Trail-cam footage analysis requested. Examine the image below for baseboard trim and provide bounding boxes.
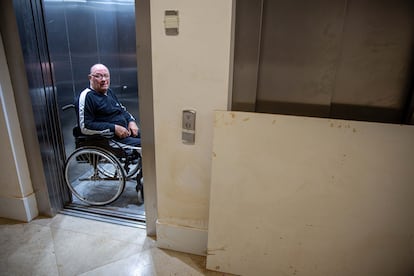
[0,193,38,222]
[156,220,208,256]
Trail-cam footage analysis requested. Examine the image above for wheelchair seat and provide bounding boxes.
[73,126,131,158]
[63,104,143,206]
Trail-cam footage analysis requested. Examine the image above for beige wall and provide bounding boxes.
[150,0,233,254]
[0,34,38,221]
[207,111,414,275]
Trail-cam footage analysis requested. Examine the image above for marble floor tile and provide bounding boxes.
[0,219,59,276]
[80,247,231,276]
[0,215,233,276]
[51,226,146,276]
[78,252,152,276]
[48,214,149,246]
[136,247,230,276]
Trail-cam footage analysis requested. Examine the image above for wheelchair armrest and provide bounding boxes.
[73,126,114,139]
[62,103,75,111]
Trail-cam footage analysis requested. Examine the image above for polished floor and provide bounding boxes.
[0,214,231,276]
[70,178,146,216]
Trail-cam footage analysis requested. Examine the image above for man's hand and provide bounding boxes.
[114,124,130,138]
[128,121,139,137]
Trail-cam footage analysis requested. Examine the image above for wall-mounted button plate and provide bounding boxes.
[164,10,179,35]
[182,109,196,144]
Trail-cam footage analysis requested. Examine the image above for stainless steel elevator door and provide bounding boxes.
[257,0,346,117]
[330,0,414,122]
[232,0,414,124]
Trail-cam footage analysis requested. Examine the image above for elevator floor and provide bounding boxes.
[63,178,145,228]
[71,179,144,210]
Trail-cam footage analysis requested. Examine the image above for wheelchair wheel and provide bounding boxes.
[135,170,144,201]
[97,152,141,179]
[65,147,126,206]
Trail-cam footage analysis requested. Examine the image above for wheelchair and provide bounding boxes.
[62,104,144,206]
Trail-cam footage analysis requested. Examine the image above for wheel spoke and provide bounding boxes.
[65,147,126,206]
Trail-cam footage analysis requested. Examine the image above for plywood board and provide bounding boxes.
[207,111,414,276]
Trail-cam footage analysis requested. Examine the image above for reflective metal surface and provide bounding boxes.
[0,1,53,216]
[12,0,69,212]
[43,0,139,154]
[10,0,140,215]
[231,0,263,112]
[232,0,414,124]
[135,0,157,235]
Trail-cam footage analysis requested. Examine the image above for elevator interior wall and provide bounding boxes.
[43,0,139,154]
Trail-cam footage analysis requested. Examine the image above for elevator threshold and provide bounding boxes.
[61,203,146,229]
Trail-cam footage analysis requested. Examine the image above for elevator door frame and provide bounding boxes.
[2,0,157,235]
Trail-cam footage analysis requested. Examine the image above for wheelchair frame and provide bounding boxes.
[62,104,143,206]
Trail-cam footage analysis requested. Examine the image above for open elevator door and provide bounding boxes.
[43,0,146,227]
[11,0,147,228]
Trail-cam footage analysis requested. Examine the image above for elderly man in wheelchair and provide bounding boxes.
[64,64,143,206]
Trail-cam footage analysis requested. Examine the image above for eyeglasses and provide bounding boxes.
[91,74,110,80]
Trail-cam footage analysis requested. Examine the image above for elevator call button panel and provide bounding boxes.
[182,109,196,144]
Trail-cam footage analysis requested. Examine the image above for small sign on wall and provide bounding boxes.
[164,10,179,35]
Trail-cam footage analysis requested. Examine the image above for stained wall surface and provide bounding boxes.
[207,111,414,276]
[150,0,233,254]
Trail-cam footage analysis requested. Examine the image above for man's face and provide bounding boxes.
[89,66,110,93]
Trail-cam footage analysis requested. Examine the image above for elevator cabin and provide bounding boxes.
[10,0,145,227]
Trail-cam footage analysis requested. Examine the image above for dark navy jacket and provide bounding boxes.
[78,88,135,136]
